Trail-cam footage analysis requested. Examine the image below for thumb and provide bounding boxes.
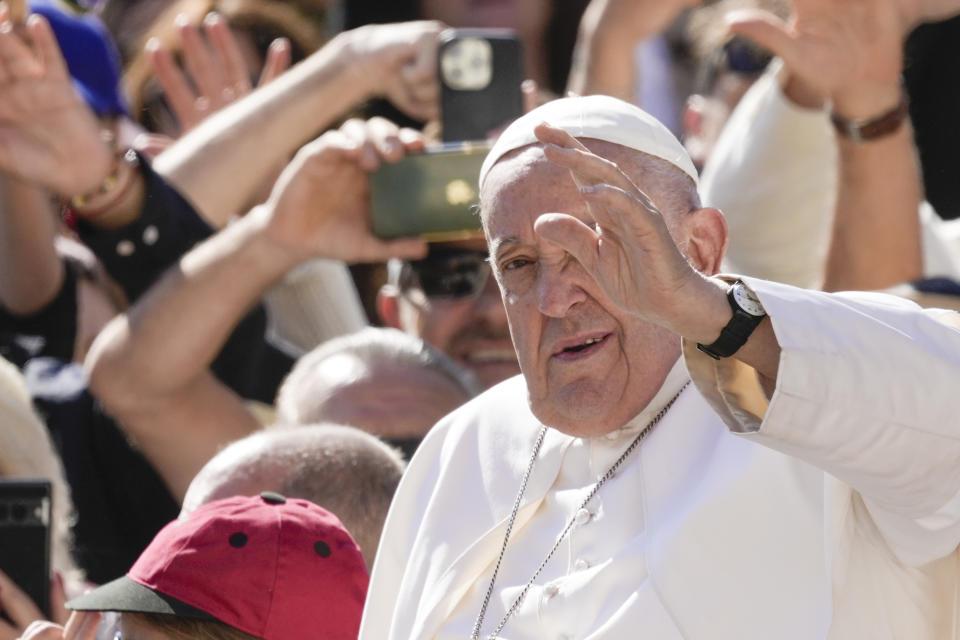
[726,10,798,67]
[534,213,599,275]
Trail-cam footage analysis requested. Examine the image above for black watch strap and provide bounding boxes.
[696,281,766,360]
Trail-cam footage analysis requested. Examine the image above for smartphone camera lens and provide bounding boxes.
[11,503,27,522]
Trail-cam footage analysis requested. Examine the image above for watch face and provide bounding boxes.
[732,283,765,316]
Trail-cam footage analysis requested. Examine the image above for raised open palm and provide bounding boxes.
[0,11,111,197]
[727,0,906,115]
[531,123,699,324]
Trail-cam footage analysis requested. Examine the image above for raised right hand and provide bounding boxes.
[0,10,112,198]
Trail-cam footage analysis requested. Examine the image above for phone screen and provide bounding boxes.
[369,142,490,240]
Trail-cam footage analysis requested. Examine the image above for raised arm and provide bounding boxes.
[535,118,960,569]
[729,0,960,291]
[567,0,701,101]
[152,21,442,227]
[0,11,107,316]
[86,118,428,500]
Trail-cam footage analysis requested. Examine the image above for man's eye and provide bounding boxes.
[503,258,532,271]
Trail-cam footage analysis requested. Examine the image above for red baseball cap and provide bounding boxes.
[67,492,368,639]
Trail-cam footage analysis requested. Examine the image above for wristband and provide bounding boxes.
[830,88,909,143]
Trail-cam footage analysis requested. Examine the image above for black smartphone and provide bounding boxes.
[369,142,490,241]
[439,28,524,142]
[0,479,51,620]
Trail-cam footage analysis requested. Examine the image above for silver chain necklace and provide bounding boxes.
[470,382,689,640]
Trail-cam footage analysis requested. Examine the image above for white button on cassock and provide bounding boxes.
[574,508,591,526]
[574,558,590,571]
[543,583,560,599]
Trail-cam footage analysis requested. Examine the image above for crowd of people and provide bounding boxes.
[1,0,960,638]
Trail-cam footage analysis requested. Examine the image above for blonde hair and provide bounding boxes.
[0,357,80,586]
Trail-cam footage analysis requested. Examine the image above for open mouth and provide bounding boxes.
[553,333,611,362]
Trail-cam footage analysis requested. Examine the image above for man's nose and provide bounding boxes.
[536,259,587,318]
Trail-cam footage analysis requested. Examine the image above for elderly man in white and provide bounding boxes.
[359,45,960,640]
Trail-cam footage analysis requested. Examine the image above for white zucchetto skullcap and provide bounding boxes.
[478,94,698,189]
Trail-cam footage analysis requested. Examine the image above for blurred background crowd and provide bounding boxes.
[1,0,960,636]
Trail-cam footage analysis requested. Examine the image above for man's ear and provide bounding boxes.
[683,207,728,276]
[376,285,402,328]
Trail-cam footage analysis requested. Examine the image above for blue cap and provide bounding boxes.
[29,0,128,117]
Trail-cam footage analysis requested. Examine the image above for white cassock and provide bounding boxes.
[359,277,960,639]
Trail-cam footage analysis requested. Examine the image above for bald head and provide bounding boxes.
[182,424,405,569]
[275,327,479,440]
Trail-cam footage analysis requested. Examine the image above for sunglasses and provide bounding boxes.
[695,36,773,95]
[403,248,492,300]
[722,36,772,75]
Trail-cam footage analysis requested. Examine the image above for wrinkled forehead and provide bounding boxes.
[479,139,646,230]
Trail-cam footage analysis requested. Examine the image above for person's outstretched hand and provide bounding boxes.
[258,116,428,264]
[146,12,291,136]
[725,0,928,117]
[0,8,111,198]
[529,123,704,326]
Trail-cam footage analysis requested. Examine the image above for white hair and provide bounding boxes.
[275,327,481,424]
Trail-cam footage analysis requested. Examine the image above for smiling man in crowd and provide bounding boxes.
[378,239,521,389]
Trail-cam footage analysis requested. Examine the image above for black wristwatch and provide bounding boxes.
[696,280,766,360]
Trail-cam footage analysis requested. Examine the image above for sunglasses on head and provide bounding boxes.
[403,248,491,300]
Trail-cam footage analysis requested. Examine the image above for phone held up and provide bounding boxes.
[439,28,524,143]
[369,29,523,240]
[369,141,491,241]
[0,479,52,620]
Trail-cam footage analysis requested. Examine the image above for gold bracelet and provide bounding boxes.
[69,149,139,218]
